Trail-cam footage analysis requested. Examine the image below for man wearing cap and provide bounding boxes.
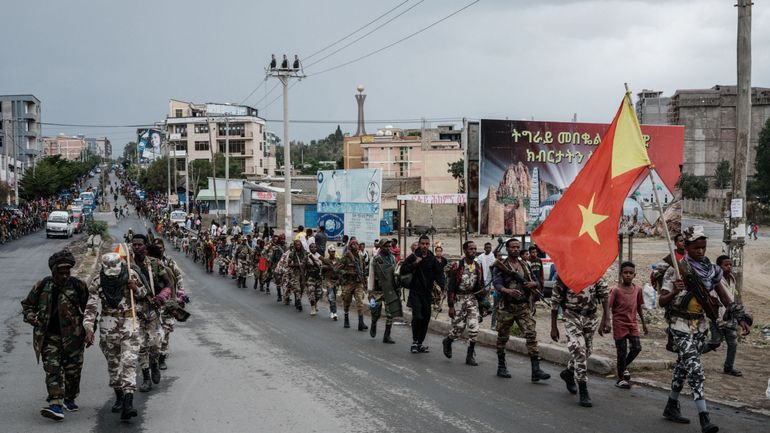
[152,238,188,371]
[83,252,147,420]
[268,234,286,302]
[659,225,752,433]
[321,245,340,320]
[234,236,252,288]
[336,238,369,330]
[22,249,89,421]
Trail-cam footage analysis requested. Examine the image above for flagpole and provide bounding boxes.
[124,243,138,330]
[647,167,681,280]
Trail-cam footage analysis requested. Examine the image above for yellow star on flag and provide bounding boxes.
[578,194,608,244]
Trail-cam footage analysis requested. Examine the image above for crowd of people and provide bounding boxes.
[20,169,755,432]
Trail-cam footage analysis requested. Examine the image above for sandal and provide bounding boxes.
[615,379,631,389]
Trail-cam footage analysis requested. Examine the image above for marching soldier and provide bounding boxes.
[284,239,307,310]
[22,250,89,421]
[492,239,551,382]
[442,241,485,365]
[550,277,610,408]
[269,234,286,301]
[83,253,146,420]
[152,238,188,370]
[321,245,340,321]
[337,238,368,330]
[367,240,401,343]
[305,243,324,316]
[234,236,252,288]
[252,239,268,291]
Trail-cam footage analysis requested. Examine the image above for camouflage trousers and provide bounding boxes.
[284,272,303,304]
[41,334,84,402]
[236,260,250,278]
[448,293,479,342]
[253,269,267,287]
[98,316,140,393]
[305,280,323,306]
[496,303,539,356]
[160,313,175,356]
[670,328,707,401]
[370,291,394,326]
[341,283,366,315]
[563,310,599,383]
[139,314,164,370]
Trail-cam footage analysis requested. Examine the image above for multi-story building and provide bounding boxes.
[165,99,276,178]
[668,85,770,176]
[360,126,464,193]
[0,94,41,184]
[42,134,87,161]
[85,137,111,158]
[635,89,671,125]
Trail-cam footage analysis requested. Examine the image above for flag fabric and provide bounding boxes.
[114,243,129,259]
[532,93,651,293]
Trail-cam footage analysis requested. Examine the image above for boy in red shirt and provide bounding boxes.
[609,261,648,389]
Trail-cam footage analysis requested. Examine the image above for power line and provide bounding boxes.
[309,0,480,77]
[303,0,425,69]
[303,0,411,61]
[40,116,464,128]
[239,79,267,105]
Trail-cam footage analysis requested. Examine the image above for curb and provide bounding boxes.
[400,310,669,375]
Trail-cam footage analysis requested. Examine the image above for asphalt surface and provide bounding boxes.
[1,191,768,432]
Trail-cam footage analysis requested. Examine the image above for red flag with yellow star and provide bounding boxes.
[532,93,651,293]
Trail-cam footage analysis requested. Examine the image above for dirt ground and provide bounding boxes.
[418,230,770,411]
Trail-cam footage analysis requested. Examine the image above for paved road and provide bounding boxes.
[1,198,768,432]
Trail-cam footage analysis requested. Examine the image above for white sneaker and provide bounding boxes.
[331,313,338,321]
[310,306,317,316]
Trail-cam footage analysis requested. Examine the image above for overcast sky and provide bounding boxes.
[1,0,768,157]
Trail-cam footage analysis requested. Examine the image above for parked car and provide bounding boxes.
[46,211,74,239]
[71,210,85,233]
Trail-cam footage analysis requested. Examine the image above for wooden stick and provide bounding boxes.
[124,243,138,330]
[648,168,681,280]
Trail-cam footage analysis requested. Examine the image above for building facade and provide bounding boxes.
[668,85,770,176]
[42,134,87,161]
[85,137,112,158]
[1,95,41,185]
[635,89,671,125]
[165,99,276,179]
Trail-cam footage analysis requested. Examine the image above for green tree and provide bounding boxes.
[0,181,10,203]
[123,141,137,161]
[753,117,770,197]
[713,160,731,188]
[447,158,465,193]
[678,173,709,199]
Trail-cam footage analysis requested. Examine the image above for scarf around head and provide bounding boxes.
[100,263,129,309]
[686,255,723,291]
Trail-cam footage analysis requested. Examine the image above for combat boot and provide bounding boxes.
[310,304,318,316]
[442,337,453,359]
[698,412,718,433]
[158,354,167,370]
[139,369,152,392]
[560,368,577,394]
[530,356,551,382]
[496,352,511,378]
[344,313,350,328]
[121,393,138,420]
[358,315,368,331]
[382,324,395,344]
[578,381,592,407]
[663,398,690,424]
[111,389,124,413]
[276,287,282,303]
[295,298,303,312]
[466,342,478,366]
[150,361,161,384]
[370,319,378,338]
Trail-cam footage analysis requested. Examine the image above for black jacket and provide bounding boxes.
[400,250,446,298]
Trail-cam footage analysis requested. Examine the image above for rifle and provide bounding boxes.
[492,260,551,308]
[676,261,720,322]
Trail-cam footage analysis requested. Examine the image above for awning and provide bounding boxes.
[196,188,241,201]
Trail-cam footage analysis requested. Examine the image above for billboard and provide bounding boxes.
[137,128,163,161]
[478,119,684,235]
[317,168,382,243]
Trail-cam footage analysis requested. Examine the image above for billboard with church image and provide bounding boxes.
[477,119,684,236]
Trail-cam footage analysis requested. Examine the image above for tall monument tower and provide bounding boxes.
[355,85,367,136]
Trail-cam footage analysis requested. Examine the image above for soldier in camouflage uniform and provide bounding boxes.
[252,239,268,291]
[550,277,610,408]
[152,238,187,371]
[658,226,751,432]
[22,250,89,421]
[492,239,551,382]
[234,236,252,288]
[336,238,368,330]
[83,253,146,420]
[305,243,324,316]
[442,241,485,365]
[367,240,400,344]
[321,245,340,321]
[268,234,286,301]
[131,234,173,393]
[283,239,308,311]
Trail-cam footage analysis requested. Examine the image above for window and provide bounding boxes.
[194,141,209,151]
[175,109,183,118]
[194,124,209,134]
[217,140,245,154]
[217,123,245,136]
[175,142,187,152]
[176,159,186,171]
[174,125,187,137]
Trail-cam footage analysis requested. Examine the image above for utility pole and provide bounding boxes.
[225,116,230,220]
[206,117,220,218]
[730,0,752,303]
[166,131,172,205]
[12,118,19,205]
[266,56,305,235]
[3,118,9,205]
[184,151,190,213]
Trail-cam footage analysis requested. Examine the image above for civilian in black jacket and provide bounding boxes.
[400,235,446,353]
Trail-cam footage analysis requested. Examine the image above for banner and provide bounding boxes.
[397,194,467,205]
[317,169,382,214]
[319,213,345,239]
[478,119,684,235]
[344,213,379,244]
[137,128,163,161]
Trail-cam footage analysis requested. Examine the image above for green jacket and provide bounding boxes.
[21,276,89,362]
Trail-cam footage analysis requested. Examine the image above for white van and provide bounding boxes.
[169,210,187,226]
[46,211,74,239]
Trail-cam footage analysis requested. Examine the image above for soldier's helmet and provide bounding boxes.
[101,252,123,277]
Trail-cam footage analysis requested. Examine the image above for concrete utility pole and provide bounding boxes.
[184,152,190,213]
[166,132,172,204]
[730,0,752,303]
[3,118,9,204]
[225,116,230,220]
[266,57,305,235]
[12,118,19,205]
